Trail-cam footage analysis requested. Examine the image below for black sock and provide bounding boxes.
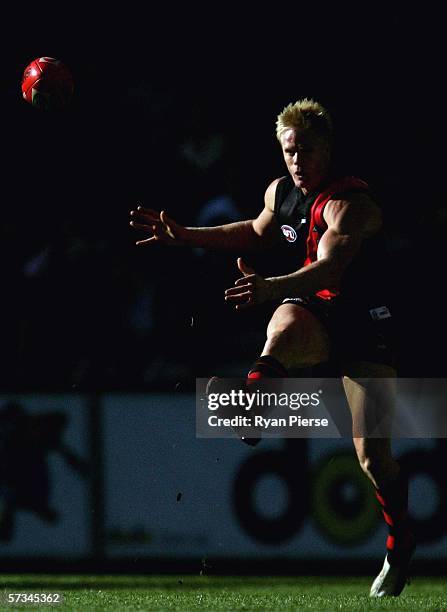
[375,468,415,564]
[247,355,288,385]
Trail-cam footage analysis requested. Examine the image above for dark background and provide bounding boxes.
[2,6,445,391]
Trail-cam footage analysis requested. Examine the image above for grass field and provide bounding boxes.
[1,575,446,610]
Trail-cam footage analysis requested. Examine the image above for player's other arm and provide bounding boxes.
[268,193,382,299]
[225,194,382,307]
[129,179,281,251]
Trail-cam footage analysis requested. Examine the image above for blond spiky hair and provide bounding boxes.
[276,98,333,142]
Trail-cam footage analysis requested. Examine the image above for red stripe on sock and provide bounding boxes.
[386,535,395,551]
[375,491,386,507]
[247,372,262,379]
[382,510,394,526]
[246,372,262,386]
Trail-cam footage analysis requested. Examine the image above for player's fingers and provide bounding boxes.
[235,294,254,310]
[235,301,254,310]
[234,275,256,286]
[136,205,160,216]
[129,221,153,232]
[135,237,157,246]
[130,209,159,223]
[225,283,252,296]
[136,214,174,240]
[225,290,253,303]
[237,257,256,276]
[131,218,169,238]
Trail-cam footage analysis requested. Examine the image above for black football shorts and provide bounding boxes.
[282,295,396,368]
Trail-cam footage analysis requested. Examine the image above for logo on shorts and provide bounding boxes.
[281,225,297,242]
[369,306,392,321]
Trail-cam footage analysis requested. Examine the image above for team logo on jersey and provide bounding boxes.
[281,225,297,242]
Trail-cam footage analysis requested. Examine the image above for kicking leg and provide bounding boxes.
[207,303,330,445]
[242,303,330,442]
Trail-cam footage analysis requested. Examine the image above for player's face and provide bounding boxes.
[280,128,330,194]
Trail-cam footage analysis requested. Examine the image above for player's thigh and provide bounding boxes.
[342,360,397,439]
[266,303,330,365]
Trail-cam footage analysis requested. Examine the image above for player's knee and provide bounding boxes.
[266,322,329,366]
[267,309,313,344]
[266,322,298,346]
[267,311,296,336]
[265,305,330,366]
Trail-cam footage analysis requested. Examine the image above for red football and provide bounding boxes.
[21,57,74,110]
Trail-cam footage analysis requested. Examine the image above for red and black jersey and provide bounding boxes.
[273,175,390,304]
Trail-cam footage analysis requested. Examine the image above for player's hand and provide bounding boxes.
[129,206,185,246]
[225,258,273,309]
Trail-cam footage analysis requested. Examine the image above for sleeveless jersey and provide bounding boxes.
[273,175,390,304]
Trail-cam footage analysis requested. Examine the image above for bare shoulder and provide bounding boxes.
[264,177,286,213]
[324,192,382,236]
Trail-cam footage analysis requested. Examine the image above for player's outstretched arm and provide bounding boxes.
[129,179,281,251]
